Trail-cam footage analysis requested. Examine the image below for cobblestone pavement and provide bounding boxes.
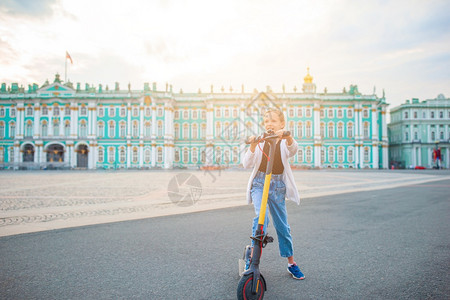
[1,169,449,237]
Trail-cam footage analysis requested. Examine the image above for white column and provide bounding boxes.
[151,144,156,167]
[127,142,131,168]
[139,105,144,138]
[139,142,144,168]
[151,105,157,137]
[18,105,25,138]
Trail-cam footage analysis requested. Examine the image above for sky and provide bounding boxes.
[0,0,449,109]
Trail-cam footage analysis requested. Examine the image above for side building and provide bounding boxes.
[0,71,389,170]
[388,94,450,169]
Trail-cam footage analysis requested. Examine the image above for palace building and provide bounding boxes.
[0,70,389,170]
[389,94,450,169]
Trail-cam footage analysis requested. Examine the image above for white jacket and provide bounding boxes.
[242,139,300,205]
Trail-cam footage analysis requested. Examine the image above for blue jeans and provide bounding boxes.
[250,171,294,258]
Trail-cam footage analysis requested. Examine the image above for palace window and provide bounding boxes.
[431,131,435,141]
[64,121,70,137]
[26,107,33,116]
[0,122,4,138]
[98,107,104,117]
[201,110,206,119]
[233,147,239,163]
[145,107,151,117]
[119,122,126,138]
[328,109,333,118]
[364,147,370,162]
[119,147,126,163]
[306,147,312,163]
[439,111,443,118]
[144,148,151,163]
[215,148,221,164]
[53,107,60,116]
[289,109,294,118]
[201,150,206,163]
[192,123,198,139]
[404,111,408,119]
[108,121,115,138]
[183,148,189,163]
[348,148,354,163]
[144,122,151,138]
[201,124,206,139]
[306,122,312,138]
[297,148,303,163]
[0,107,5,117]
[132,121,139,137]
[215,122,221,136]
[414,131,418,140]
[192,110,198,119]
[321,148,325,163]
[413,111,417,119]
[0,147,3,163]
[53,120,59,136]
[347,109,353,119]
[183,110,189,119]
[109,107,115,117]
[65,106,70,116]
[320,122,324,138]
[224,108,230,118]
[98,122,104,138]
[157,121,163,137]
[430,111,435,118]
[132,147,138,163]
[9,122,15,138]
[347,123,354,138]
[174,148,180,162]
[297,122,303,138]
[80,106,87,116]
[306,108,311,118]
[337,109,343,118]
[174,124,180,139]
[320,109,325,118]
[297,108,303,117]
[9,147,14,162]
[192,148,198,163]
[337,122,343,138]
[132,107,138,117]
[233,108,237,118]
[405,131,409,141]
[363,122,370,139]
[157,107,163,117]
[79,121,87,138]
[98,147,104,163]
[338,147,344,163]
[183,124,189,139]
[224,149,230,164]
[10,108,15,118]
[440,131,444,140]
[120,107,126,117]
[108,147,115,163]
[328,123,334,138]
[328,147,335,163]
[363,109,369,118]
[41,121,48,137]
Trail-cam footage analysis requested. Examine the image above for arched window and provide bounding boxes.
[297,122,303,138]
[320,122,325,138]
[98,147,104,163]
[215,147,221,164]
[64,121,70,137]
[132,121,139,137]
[132,147,138,163]
[364,147,370,162]
[201,124,206,139]
[53,120,59,136]
[306,122,312,138]
[337,122,344,138]
[174,148,180,162]
[25,121,33,137]
[363,122,370,139]
[183,124,189,139]
[0,122,4,138]
[79,120,87,138]
[157,147,163,163]
[119,122,126,138]
[41,121,48,137]
[306,147,312,163]
[108,121,115,138]
[216,122,221,137]
[98,122,104,138]
[192,123,198,139]
[183,148,189,163]
[119,147,126,163]
[347,122,353,138]
[192,148,198,163]
[145,122,152,138]
[157,121,163,137]
[9,122,15,138]
[348,148,354,163]
[144,148,151,163]
[338,147,344,163]
[233,147,239,163]
[108,147,115,163]
[297,148,303,163]
[328,147,335,163]
[328,123,334,138]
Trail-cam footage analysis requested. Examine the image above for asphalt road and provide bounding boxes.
[1,180,449,299]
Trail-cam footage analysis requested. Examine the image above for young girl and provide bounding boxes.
[242,108,304,280]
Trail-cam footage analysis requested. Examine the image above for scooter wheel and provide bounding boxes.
[237,274,265,300]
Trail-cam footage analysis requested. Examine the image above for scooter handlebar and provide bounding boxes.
[245,131,290,144]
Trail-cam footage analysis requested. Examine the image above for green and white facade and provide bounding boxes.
[389,94,450,169]
[0,71,389,170]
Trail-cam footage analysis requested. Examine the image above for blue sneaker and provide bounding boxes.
[287,263,305,280]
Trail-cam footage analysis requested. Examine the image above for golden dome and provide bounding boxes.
[304,67,313,83]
